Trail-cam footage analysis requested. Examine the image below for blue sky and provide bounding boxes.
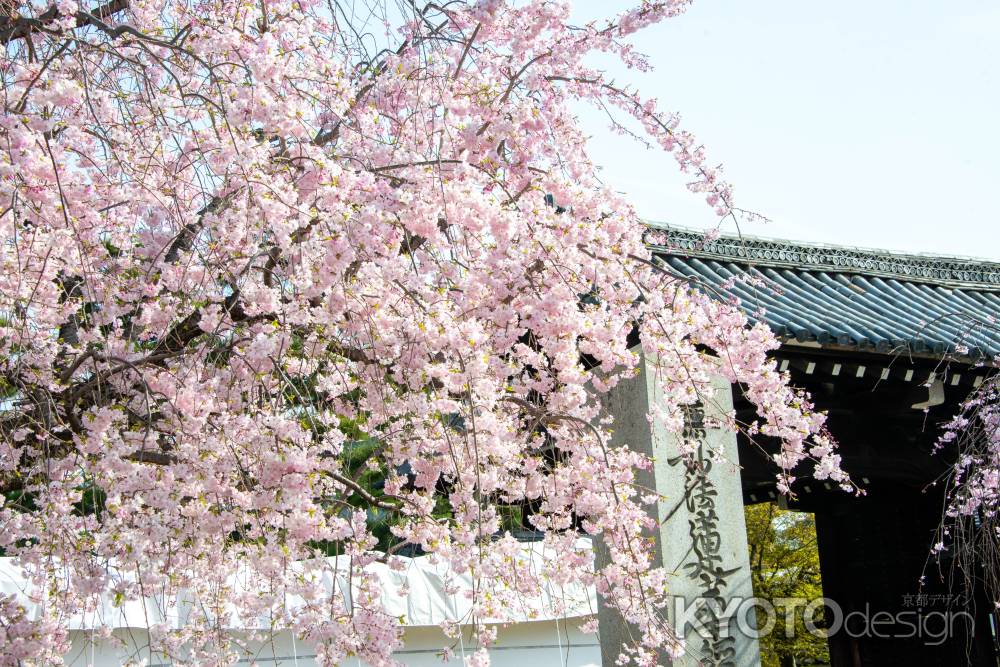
[570,1,1000,259]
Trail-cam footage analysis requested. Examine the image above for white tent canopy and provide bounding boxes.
[0,538,602,666]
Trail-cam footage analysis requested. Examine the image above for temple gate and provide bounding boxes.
[599,228,1000,667]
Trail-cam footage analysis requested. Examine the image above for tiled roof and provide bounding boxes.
[650,227,1000,359]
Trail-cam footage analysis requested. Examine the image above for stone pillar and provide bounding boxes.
[596,353,760,667]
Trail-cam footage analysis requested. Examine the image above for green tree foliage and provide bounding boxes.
[745,503,831,667]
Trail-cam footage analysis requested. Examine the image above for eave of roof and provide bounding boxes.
[648,225,1000,360]
[647,224,1000,290]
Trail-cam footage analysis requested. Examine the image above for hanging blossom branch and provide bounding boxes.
[932,366,1000,616]
[0,1,849,665]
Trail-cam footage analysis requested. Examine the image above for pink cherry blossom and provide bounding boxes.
[934,368,1000,610]
[0,1,846,664]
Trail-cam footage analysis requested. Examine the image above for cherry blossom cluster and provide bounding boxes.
[943,399,1000,520]
[0,593,68,666]
[0,1,845,664]
[935,370,1000,608]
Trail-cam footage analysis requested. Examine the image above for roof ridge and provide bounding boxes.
[646,224,1000,289]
